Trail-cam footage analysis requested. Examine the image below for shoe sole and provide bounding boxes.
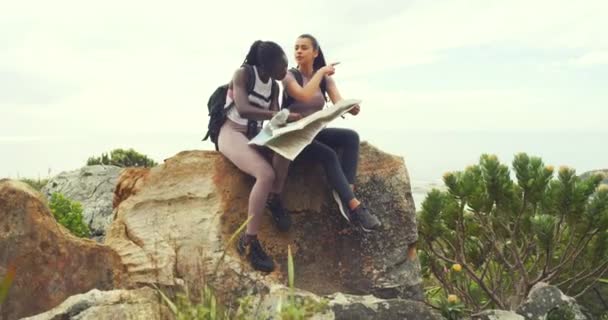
[351,215,381,233]
[236,238,246,256]
[332,190,351,222]
[356,222,379,233]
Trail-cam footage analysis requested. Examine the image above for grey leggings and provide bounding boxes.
[275,127,359,203]
[218,119,285,235]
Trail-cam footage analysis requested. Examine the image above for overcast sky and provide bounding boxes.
[2,0,607,178]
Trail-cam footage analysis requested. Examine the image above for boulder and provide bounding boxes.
[104,142,426,316]
[41,165,122,241]
[250,285,440,320]
[21,287,170,320]
[0,179,128,320]
[515,282,590,320]
[473,310,524,320]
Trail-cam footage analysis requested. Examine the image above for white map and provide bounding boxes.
[248,99,361,160]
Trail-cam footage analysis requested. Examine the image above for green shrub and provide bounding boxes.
[418,153,608,311]
[158,285,230,320]
[19,178,49,191]
[49,192,90,238]
[86,148,157,167]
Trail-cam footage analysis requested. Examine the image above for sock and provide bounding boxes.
[244,233,257,245]
[267,192,280,205]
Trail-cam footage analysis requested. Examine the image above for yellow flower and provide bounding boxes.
[545,165,554,172]
[447,294,459,304]
[598,184,608,192]
[451,263,462,272]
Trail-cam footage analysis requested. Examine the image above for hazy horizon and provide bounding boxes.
[3,130,605,209]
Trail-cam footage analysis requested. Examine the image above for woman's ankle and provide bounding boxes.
[244,233,258,244]
[348,198,361,211]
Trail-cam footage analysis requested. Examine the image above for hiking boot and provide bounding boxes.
[236,234,275,272]
[349,204,381,232]
[267,193,291,232]
[332,190,351,222]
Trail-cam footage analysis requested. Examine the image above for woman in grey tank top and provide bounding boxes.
[277,34,382,233]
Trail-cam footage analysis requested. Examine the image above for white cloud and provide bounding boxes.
[327,82,605,132]
[573,51,608,66]
[1,0,607,139]
[0,136,49,143]
[1,0,607,179]
[333,0,608,79]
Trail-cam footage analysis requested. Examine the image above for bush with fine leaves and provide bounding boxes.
[418,153,608,312]
[49,192,90,238]
[86,148,157,168]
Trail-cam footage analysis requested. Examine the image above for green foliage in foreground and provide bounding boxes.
[419,153,608,312]
[49,192,90,238]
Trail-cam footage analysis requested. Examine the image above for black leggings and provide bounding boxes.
[298,128,359,202]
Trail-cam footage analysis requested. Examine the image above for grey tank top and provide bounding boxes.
[282,72,330,117]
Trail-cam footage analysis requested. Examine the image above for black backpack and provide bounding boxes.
[281,67,327,109]
[203,65,279,150]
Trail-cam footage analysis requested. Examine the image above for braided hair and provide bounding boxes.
[243,40,285,71]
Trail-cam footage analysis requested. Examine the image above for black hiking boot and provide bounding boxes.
[267,193,291,232]
[349,204,381,232]
[236,234,275,272]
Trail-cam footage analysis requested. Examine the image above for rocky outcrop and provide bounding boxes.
[474,310,524,320]
[0,180,128,320]
[327,292,440,319]
[41,165,122,241]
[251,285,440,320]
[515,282,590,320]
[21,287,170,320]
[103,143,426,316]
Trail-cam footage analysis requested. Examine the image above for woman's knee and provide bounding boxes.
[344,129,360,146]
[318,148,340,167]
[255,165,276,185]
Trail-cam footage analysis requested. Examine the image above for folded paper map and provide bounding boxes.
[248,99,360,160]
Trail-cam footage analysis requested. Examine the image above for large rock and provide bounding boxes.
[22,287,170,320]
[41,165,122,240]
[515,282,590,320]
[0,180,128,320]
[327,292,439,319]
[473,310,524,320]
[250,285,440,319]
[105,143,426,316]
